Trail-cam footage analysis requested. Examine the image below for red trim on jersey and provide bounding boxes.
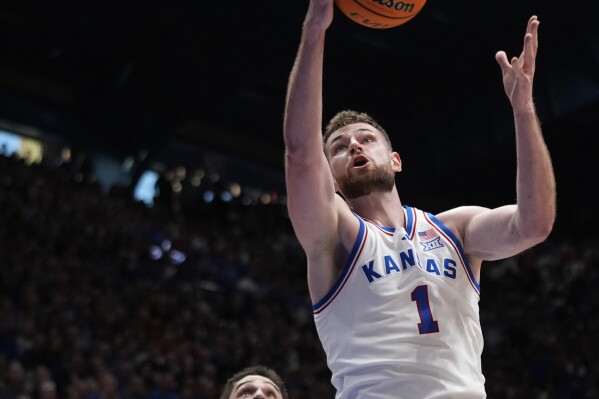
[362,217,394,236]
[408,207,417,240]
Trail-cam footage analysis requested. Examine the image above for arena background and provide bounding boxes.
[0,1,598,398]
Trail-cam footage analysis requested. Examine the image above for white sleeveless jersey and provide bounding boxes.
[313,206,485,399]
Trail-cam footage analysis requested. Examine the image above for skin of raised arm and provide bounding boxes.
[439,16,556,274]
[283,0,358,302]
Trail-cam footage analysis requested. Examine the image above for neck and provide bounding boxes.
[346,186,404,228]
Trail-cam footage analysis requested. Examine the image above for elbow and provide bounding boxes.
[521,210,556,244]
[284,140,325,167]
[284,140,304,159]
[533,219,554,243]
[539,202,557,239]
[284,146,310,167]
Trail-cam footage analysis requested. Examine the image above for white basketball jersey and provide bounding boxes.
[313,206,485,399]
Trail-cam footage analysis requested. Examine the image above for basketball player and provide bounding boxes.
[283,0,556,397]
[220,365,288,399]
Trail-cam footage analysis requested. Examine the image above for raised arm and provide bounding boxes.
[283,0,338,250]
[284,0,356,301]
[443,16,556,264]
[496,16,556,238]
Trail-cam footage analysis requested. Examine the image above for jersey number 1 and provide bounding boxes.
[411,285,440,334]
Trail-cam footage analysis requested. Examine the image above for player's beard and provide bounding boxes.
[337,162,395,200]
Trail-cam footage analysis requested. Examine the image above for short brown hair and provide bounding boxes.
[219,365,288,399]
[323,110,392,150]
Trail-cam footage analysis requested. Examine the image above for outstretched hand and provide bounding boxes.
[495,15,539,111]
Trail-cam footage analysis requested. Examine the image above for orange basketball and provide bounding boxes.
[334,0,427,29]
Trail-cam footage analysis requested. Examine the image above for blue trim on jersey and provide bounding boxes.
[403,205,416,238]
[380,226,395,233]
[426,212,481,293]
[363,218,395,235]
[312,216,367,312]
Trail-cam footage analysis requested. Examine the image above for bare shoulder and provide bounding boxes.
[305,194,362,303]
[435,206,491,242]
[436,205,490,226]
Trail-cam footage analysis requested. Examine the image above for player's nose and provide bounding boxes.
[349,138,362,154]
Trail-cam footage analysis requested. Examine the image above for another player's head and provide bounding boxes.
[220,365,288,399]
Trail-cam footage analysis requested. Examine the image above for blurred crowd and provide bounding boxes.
[0,151,597,399]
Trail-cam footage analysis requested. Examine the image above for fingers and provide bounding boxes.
[525,16,539,56]
[522,16,539,75]
[495,51,510,72]
[497,16,539,69]
[527,15,538,33]
[521,34,535,74]
[511,56,522,73]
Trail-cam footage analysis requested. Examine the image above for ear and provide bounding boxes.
[391,152,402,172]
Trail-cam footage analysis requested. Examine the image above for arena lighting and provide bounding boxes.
[172,181,182,193]
[230,183,241,197]
[190,175,202,187]
[260,193,271,205]
[175,166,186,179]
[203,190,214,203]
[0,130,43,164]
[168,250,186,265]
[133,170,159,206]
[149,245,163,260]
[161,240,172,251]
[220,191,233,202]
[61,148,71,162]
[148,240,187,265]
[0,131,21,155]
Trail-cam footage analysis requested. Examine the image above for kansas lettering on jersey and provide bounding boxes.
[313,206,485,399]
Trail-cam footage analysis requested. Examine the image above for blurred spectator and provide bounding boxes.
[89,371,121,399]
[0,359,30,399]
[38,380,56,399]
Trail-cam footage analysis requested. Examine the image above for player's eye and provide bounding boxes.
[333,144,347,153]
[236,389,254,398]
